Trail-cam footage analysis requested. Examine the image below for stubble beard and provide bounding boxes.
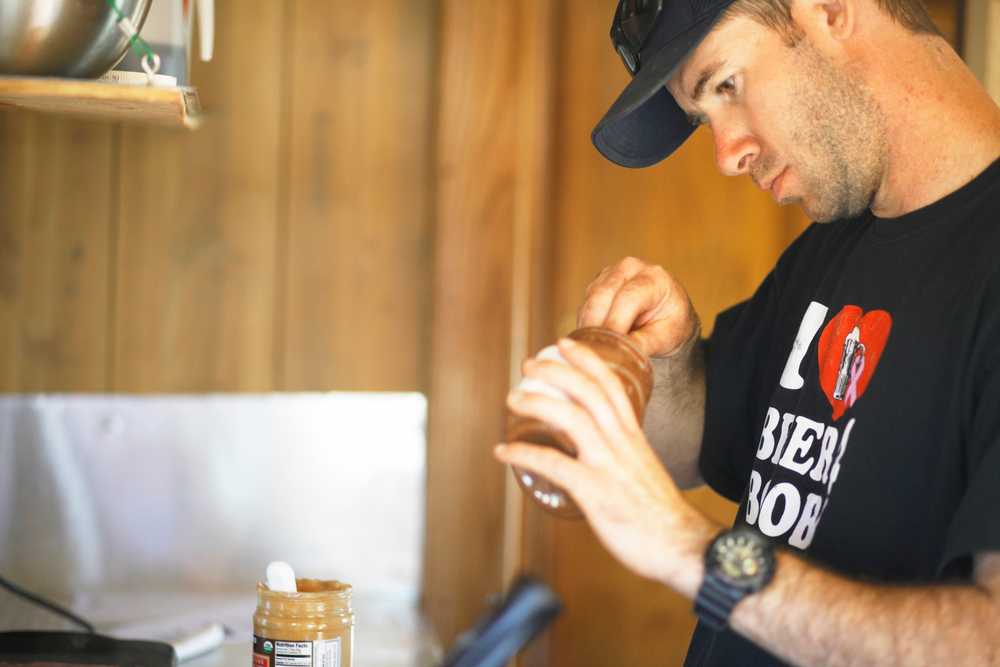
[784,40,888,223]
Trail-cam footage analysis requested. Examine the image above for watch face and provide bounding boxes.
[707,528,775,591]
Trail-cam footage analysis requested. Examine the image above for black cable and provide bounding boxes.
[0,574,95,634]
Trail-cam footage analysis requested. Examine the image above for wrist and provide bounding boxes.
[652,313,702,362]
[650,322,703,388]
[658,510,720,599]
[694,527,779,631]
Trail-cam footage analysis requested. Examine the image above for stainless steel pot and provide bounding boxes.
[0,0,152,78]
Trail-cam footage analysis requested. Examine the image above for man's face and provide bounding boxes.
[666,15,887,222]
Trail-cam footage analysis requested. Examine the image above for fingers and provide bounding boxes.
[523,354,636,443]
[603,266,673,336]
[494,442,595,499]
[630,310,701,360]
[578,257,647,329]
[553,339,641,433]
[576,258,697,358]
[506,390,611,464]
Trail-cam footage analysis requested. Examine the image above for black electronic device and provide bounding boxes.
[439,576,562,667]
[0,631,176,667]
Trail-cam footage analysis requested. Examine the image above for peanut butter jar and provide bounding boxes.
[507,327,654,518]
[253,579,354,667]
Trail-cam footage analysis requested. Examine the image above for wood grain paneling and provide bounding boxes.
[280,0,436,391]
[504,3,558,665]
[964,0,1000,103]
[0,113,113,392]
[927,0,963,46]
[426,0,558,647]
[112,0,284,392]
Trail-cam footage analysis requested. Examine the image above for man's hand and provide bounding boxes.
[577,256,707,488]
[496,336,718,593]
[579,256,700,359]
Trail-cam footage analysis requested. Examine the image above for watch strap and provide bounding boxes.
[694,571,747,631]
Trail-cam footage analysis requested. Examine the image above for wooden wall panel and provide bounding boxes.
[503,0,558,577]
[426,0,557,647]
[926,0,963,47]
[0,113,113,392]
[964,0,1000,103]
[535,2,810,665]
[504,2,558,664]
[280,0,436,391]
[112,0,284,392]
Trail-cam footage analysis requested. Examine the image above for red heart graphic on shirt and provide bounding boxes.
[817,306,892,421]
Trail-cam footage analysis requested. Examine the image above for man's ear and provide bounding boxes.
[795,0,857,42]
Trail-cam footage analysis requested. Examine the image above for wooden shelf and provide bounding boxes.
[0,76,201,129]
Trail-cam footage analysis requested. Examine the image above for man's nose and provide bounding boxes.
[713,126,760,177]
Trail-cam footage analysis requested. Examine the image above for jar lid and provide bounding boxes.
[256,579,352,600]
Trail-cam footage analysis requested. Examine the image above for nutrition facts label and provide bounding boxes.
[253,636,341,667]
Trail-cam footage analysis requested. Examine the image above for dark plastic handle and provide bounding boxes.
[0,631,176,666]
[440,576,562,667]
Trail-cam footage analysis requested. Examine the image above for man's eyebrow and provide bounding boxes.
[691,59,726,102]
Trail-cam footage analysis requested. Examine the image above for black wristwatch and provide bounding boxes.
[694,527,777,630]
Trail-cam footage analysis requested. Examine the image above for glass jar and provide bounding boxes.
[253,578,354,667]
[506,327,654,518]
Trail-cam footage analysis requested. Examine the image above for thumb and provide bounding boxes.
[629,315,700,359]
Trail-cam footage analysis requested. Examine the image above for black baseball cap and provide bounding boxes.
[592,0,736,168]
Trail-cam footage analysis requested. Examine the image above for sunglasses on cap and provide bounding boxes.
[610,0,665,75]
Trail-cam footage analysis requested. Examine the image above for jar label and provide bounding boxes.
[253,636,341,667]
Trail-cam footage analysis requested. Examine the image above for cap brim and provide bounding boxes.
[592,10,727,168]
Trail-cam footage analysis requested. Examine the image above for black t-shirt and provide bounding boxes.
[684,157,1000,667]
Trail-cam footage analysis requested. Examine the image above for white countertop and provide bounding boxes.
[0,589,441,667]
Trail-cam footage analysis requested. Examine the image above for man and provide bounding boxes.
[494,0,1000,663]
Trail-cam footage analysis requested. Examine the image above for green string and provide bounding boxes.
[104,0,158,63]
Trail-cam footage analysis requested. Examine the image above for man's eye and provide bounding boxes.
[716,76,736,95]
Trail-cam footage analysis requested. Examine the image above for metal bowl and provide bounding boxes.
[0,0,152,78]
